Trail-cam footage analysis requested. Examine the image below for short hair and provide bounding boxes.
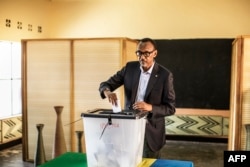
[139,38,157,50]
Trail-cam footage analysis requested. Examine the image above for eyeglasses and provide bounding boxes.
[135,50,155,58]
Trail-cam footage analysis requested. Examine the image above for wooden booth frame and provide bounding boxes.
[228,35,250,150]
[21,38,138,161]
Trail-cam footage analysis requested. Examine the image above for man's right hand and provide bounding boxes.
[104,89,118,106]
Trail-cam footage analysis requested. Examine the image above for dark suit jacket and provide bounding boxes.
[99,61,176,152]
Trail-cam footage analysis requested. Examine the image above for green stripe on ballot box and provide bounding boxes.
[38,152,194,167]
[38,152,87,167]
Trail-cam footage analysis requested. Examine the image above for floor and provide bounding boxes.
[0,140,227,167]
[163,140,227,167]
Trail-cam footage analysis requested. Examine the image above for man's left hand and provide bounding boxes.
[132,101,152,112]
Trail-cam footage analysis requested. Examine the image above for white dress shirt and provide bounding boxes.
[136,63,155,102]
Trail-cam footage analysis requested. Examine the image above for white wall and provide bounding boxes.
[1,0,250,41]
[0,0,50,41]
[49,0,250,39]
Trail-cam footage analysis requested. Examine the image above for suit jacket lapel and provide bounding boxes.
[145,63,159,100]
[131,65,141,104]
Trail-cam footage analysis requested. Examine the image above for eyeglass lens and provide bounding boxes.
[135,50,154,57]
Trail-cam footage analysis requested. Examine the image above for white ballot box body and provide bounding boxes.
[81,110,146,167]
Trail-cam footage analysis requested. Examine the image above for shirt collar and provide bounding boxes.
[140,62,155,74]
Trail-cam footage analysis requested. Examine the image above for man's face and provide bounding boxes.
[136,41,157,71]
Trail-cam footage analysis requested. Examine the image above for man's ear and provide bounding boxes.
[154,50,158,58]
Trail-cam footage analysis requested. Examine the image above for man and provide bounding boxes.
[99,37,176,158]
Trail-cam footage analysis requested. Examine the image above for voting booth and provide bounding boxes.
[81,109,147,167]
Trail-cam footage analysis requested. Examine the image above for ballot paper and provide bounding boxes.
[112,99,121,113]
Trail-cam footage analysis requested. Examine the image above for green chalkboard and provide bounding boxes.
[155,39,233,110]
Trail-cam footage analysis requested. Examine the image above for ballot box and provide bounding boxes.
[81,109,147,167]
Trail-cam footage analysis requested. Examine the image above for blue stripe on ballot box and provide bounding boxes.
[151,159,194,167]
